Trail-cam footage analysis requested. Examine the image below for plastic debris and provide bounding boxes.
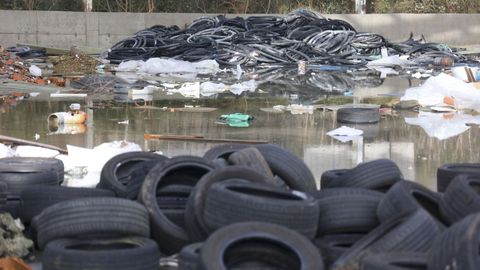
[28,65,42,77]
[217,113,255,128]
[0,143,17,158]
[287,104,315,115]
[405,112,480,140]
[14,145,60,158]
[401,73,480,110]
[116,60,145,72]
[200,82,226,97]
[118,120,129,125]
[367,55,414,67]
[327,126,364,142]
[229,80,257,95]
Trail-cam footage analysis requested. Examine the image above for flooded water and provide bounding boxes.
[1,70,479,191]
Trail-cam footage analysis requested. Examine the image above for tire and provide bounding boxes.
[310,188,383,236]
[0,157,64,195]
[427,213,480,270]
[203,180,319,239]
[139,156,216,255]
[332,209,444,270]
[184,166,277,242]
[437,163,480,192]
[439,174,480,224]
[227,147,274,179]
[97,152,167,197]
[179,243,202,270]
[320,169,348,189]
[314,234,365,269]
[255,144,317,192]
[36,197,150,249]
[203,144,249,161]
[329,159,403,192]
[156,185,192,210]
[337,106,380,124]
[125,159,165,200]
[377,181,447,225]
[18,186,115,224]
[361,252,428,270]
[198,222,324,270]
[42,237,161,270]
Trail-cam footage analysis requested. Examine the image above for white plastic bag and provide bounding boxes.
[0,143,16,158]
[229,80,257,95]
[29,65,42,77]
[401,73,480,110]
[139,58,197,74]
[116,60,144,72]
[200,82,226,97]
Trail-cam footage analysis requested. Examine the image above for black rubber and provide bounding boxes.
[377,181,447,225]
[361,252,428,270]
[185,166,277,242]
[314,234,365,269]
[18,186,115,224]
[439,174,480,224]
[179,242,202,270]
[139,155,216,255]
[337,106,380,124]
[203,144,248,161]
[42,237,161,270]
[255,144,317,191]
[125,159,165,200]
[331,209,444,270]
[328,159,403,191]
[437,163,480,192]
[198,222,324,270]
[0,157,64,194]
[320,169,348,189]
[227,147,274,179]
[97,151,167,197]
[310,188,383,236]
[35,197,150,249]
[427,213,480,270]
[203,180,319,239]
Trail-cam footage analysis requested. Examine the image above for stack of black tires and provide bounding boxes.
[1,145,480,270]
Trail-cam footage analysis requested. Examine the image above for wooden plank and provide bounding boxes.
[0,134,68,154]
[144,134,268,144]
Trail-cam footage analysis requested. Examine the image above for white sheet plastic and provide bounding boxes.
[405,112,480,140]
[135,58,220,75]
[229,80,257,95]
[326,126,364,143]
[366,55,413,67]
[0,143,17,158]
[116,60,145,72]
[401,73,480,110]
[15,146,60,158]
[168,82,201,98]
[200,82,226,97]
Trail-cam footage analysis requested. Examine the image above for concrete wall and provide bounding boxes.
[0,10,479,49]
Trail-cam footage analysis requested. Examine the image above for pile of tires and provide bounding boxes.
[1,148,480,270]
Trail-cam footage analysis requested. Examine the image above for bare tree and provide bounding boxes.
[23,0,35,10]
[147,0,155,12]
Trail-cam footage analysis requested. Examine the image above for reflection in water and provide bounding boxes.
[1,98,479,191]
[0,73,477,191]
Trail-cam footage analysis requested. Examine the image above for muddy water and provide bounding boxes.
[0,74,479,190]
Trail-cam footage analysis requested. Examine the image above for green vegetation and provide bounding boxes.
[0,0,478,13]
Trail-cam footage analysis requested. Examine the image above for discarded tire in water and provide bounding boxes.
[337,106,380,124]
[436,163,480,192]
